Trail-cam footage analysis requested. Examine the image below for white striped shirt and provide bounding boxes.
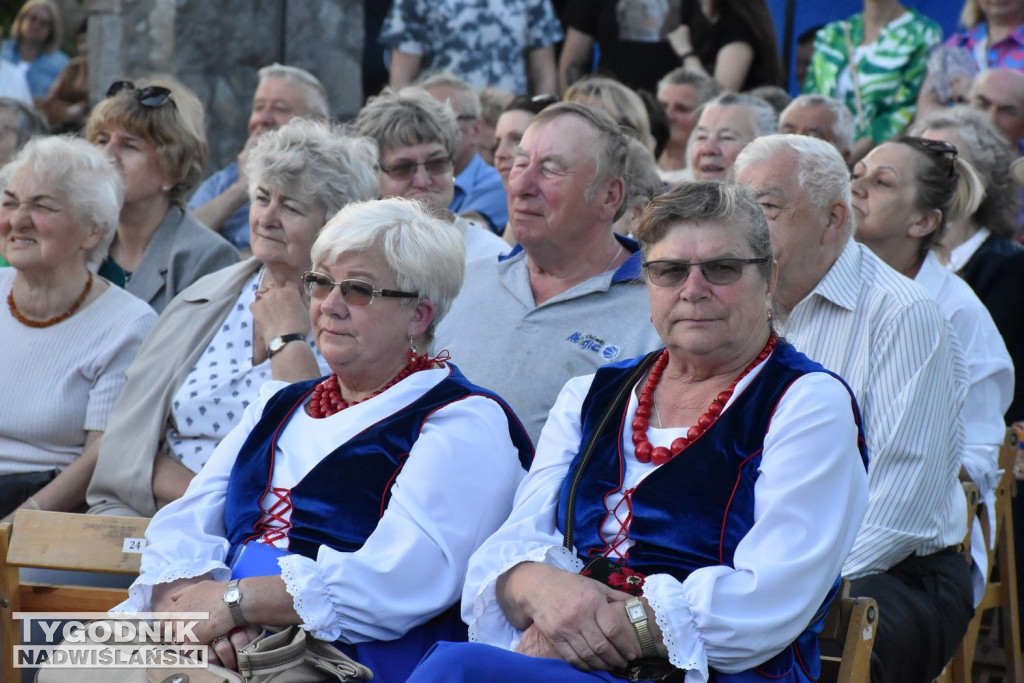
[777,241,969,578]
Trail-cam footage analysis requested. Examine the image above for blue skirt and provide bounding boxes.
[406,641,822,682]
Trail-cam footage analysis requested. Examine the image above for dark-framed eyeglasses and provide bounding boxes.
[899,136,958,179]
[642,257,771,287]
[105,81,173,108]
[380,156,454,181]
[302,271,419,306]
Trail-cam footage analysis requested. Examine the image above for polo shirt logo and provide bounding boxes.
[566,332,622,361]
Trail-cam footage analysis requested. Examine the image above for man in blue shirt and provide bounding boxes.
[188,64,328,250]
[421,74,508,234]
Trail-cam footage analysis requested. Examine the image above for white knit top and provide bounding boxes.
[0,269,157,475]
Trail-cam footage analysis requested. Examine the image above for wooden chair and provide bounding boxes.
[0,510,149,682]
[819,578,878,683]
[938,427,1022,683]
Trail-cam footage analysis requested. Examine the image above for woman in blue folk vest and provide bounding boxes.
[114,197,533,682]
[408,181,869,683]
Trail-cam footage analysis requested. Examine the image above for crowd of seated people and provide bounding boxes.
[6,0,1024,681]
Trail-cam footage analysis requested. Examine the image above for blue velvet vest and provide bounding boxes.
[556,341,868,681]
[220,365,533,682]
[224,364,533,562]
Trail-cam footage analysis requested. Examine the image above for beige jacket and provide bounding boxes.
[87,258,261,517]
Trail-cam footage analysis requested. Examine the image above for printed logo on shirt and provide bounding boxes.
[566,332,622,361]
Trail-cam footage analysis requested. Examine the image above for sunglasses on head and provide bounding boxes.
[302,271,419,306]
[642,257,771,287]
[106,81,173,108]
[899,136,958,179]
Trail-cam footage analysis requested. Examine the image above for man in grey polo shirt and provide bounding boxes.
[432,102,661,443]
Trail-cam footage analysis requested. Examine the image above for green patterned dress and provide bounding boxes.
[803,9,942,144]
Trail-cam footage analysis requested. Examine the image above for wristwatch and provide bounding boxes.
[625,596,659,659]
[223,579,247,627]
[266,333,304,359]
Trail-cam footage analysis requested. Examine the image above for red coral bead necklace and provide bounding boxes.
[307,349,440,418]
[632,332,777,465]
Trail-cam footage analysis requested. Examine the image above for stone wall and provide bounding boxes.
[84,0,363,170]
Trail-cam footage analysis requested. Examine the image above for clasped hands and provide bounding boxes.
[501,562,663,671]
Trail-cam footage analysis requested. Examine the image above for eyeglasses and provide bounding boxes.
[106,81,173,108]
[643,257,771,287]
[302,271,419,305]
[380,156,454,181]
[899,136,958,179]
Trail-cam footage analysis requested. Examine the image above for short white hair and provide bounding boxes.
[246,118,380,219]
[417,73,482,119]
[0,135,123,270]
[706,93,778,137]
[257,63,329,119]
[735,134,853,234]
[781,94,855,155]
[310,198,465,344]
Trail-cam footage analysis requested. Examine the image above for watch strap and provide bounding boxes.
[266,333,305,359]
[225,579,247,627]
[625,597,659,659]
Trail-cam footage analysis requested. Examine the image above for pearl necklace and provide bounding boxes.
[307,350,440,418]
[8,272,94,328]
[632,333,777,465]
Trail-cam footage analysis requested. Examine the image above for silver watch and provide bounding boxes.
[223,579,247,627]
[624,596,658,658]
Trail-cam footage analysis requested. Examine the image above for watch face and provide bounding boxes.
[269,339,284,352]
[626,601,645,622]
[225,587,240,603]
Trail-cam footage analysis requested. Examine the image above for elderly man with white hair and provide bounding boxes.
[419,73,508,233]
[779,94,855,162]
[735,133,972,683]
[188,64,329,250]
[687,93,775,182]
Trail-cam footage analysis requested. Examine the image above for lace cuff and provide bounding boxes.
[468,544,582,648]
[643,573,708,682]
[115,560,229,614]
[279,553,342,642]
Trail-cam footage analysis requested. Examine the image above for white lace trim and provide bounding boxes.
[119,560,229,612]
[279,553,340,642]
[644,574,707,681]
[467,544,583,645]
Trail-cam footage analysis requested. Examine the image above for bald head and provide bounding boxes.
[970,69,1024,144]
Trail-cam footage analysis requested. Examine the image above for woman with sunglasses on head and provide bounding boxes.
[0,136,156,521]
[909,106,1024,423]
[851,136,1013,605]
[114,196,532,682]
[351,87,508,259]
[407,181,868,683]
[86,77,238,313]
[87,118,378,518]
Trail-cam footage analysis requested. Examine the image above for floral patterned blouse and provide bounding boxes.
[803,8,942,144]
[378,0,563,94]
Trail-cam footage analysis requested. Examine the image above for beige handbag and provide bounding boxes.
[35,621,372,683]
